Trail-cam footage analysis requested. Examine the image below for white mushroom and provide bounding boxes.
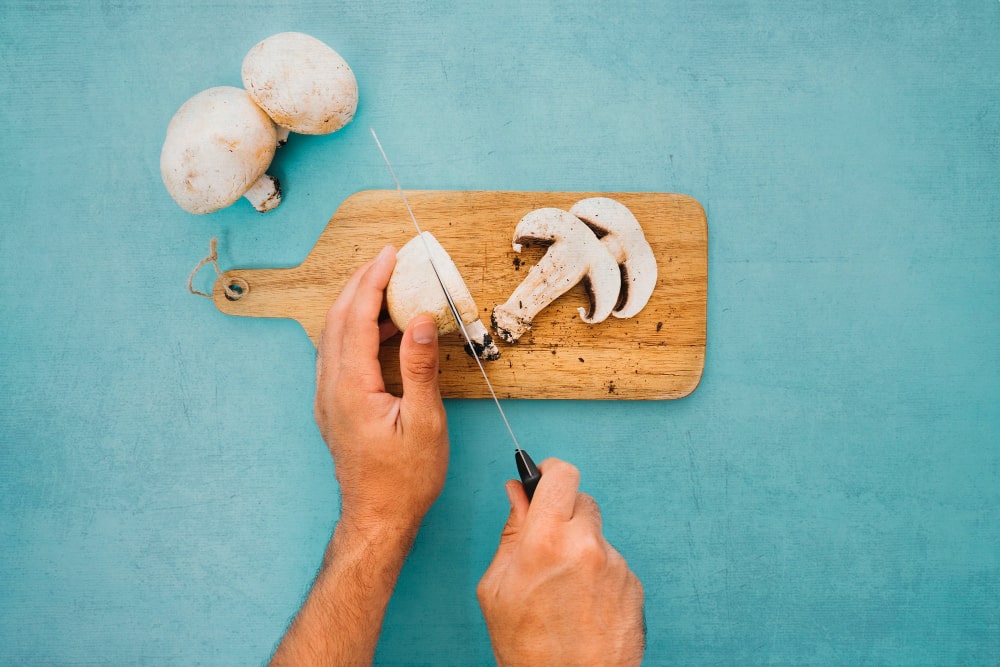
[242,32,358,144]
[569,197,658,318]
[387,232,501,361]
[160,86,281,214]
[491,208,621,344]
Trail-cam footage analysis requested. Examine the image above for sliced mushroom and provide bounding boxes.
[160,86,280,214]
[242,32,358,141]
[491,208,621,344]
[568,197,657,318]
[387,232,501,361]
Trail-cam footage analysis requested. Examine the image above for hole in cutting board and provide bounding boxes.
[225,277,249,301]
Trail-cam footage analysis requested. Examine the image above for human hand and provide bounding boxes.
[314,246,449,534]
[477,459,645,666]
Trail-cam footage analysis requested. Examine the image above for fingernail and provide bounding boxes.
[412,318,436,345]
[375,245,394,264]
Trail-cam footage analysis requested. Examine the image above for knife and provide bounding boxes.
[371,128,542,501]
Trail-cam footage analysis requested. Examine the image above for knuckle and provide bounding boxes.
[313,388,335,427]
[403,351,438,381]
[578,492,601,516]
[427,411,447,438]
[475,577,490,602]
[571,533,609,572]
[323,303,350,339]
[630,571,645,602]
[407,403,446,439]
[521,530,562,563]
[541,459,580,485]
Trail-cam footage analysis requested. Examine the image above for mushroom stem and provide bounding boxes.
[462,320,501,361]
[242,173,282,212]
[492,248,581,343]
[275,126,291,147]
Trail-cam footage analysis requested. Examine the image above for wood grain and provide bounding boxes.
[212,190,707,399]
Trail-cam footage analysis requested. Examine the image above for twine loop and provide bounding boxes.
[187,238,242,300]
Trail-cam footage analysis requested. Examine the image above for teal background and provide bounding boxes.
[2,1,998,665]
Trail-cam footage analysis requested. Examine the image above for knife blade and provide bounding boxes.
[370,128,541,501]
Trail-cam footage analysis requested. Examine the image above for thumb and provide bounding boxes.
[496,480,530,549]
[399,314,441,403]
[480,480,530,591]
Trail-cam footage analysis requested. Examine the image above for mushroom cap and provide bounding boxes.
[569,197,658,318]
[242,32,358,135]
[387,232,479,335]
[160,86,278,214]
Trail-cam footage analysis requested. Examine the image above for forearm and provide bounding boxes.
[270,516,418,666]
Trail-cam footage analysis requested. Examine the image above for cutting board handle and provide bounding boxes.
[212,265,330,335]
[213,266,287,312]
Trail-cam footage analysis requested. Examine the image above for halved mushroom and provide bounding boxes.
[387,232,501,361]
[491,208,621,344]
[242,32,358,144]
[160,86,281,214]
[569,197,657,318]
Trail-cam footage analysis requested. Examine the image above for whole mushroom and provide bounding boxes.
[242,32,358,145]
[491,208,621,344]
[160,86,281,214]
[388,232,501,361]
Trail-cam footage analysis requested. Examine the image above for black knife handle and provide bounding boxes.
[515,449,542,502]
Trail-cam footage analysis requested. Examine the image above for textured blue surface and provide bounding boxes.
[2,2,998,664]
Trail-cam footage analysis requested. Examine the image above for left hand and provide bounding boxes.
[314,245,450,534]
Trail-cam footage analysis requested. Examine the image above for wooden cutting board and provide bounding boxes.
[212,190,707,399]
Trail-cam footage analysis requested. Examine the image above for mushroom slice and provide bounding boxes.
[387,232,500,361]
[491,208,621,344]
[568,197,657,318]
[160,86,280,214]
[242,32,358,139]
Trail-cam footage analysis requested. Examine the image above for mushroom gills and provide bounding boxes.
[491,208,620,344]
[387,232,500,361]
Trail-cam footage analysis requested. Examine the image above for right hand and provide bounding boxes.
[476,459,645,666]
